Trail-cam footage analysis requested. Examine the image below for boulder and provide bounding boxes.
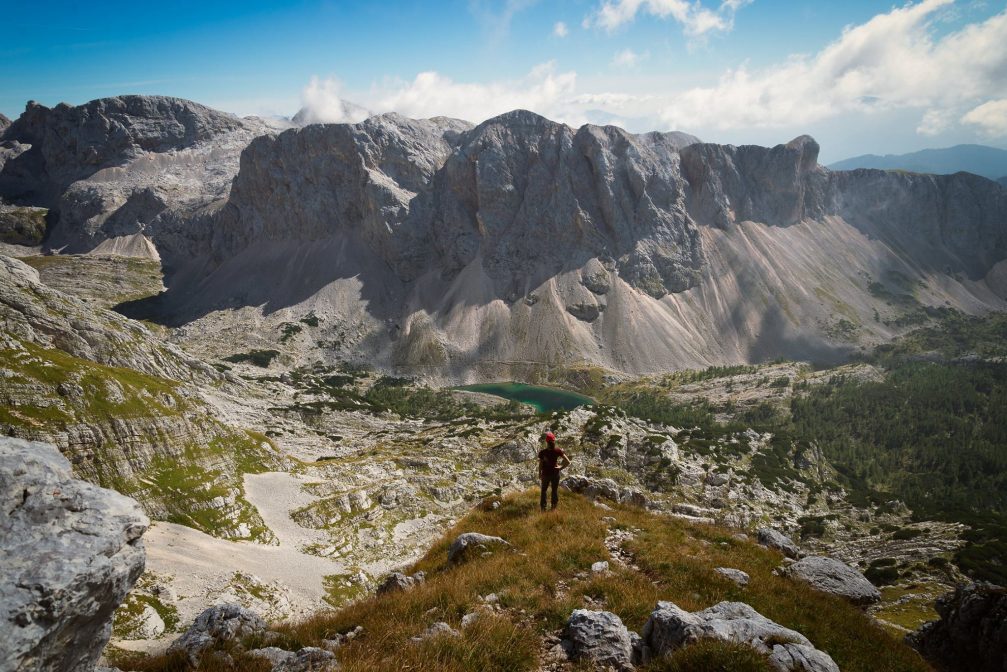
[641,601,839,672]
[0,437,148,672]
[248,646,340,671]
[376,571,425,595]
[907,582,1007,672]
[566,301,604,322]
[447,533,510,563]
[757,528,801,559]
[133,604,167,639]
[411,622,460,642]
[562,475,649,507]
[714,567,750,587]
[564,609,636,671]
[274,647,339,671]
[247,647,297,667]
[168,603,268,664]
[780,557,880,606]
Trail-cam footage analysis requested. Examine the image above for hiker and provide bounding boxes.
[538,431,571,511]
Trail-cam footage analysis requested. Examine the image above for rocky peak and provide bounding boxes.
[679,135,828,228]
[0,112,10,135]
[0,95,249,203]
[636,130,702,152]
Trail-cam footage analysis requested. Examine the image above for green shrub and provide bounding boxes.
[223,350,280,367]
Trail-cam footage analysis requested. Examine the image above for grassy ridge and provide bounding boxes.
[117,491,928,672]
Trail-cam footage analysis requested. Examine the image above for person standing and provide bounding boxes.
[538,431,571,511]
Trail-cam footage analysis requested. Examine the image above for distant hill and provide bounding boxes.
[829,144,1007,180]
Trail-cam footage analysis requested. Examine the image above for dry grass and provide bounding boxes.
[122,490,931,671]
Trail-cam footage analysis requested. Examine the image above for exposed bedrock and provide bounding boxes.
[0,437,148,672]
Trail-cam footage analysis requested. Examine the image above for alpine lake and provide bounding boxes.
[453,382,595,413]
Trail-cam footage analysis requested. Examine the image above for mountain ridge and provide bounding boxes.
[1,96,1005,377]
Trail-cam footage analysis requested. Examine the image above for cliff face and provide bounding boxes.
[0,96,285,256]
[0,96,244,198]
[679,135,829,229]
[0,437,148,672]
[210,110,703,299]
[830,168,1007,280]
[147,109,1005,375]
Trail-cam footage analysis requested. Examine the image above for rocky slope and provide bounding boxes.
[0,437,148,672]
[0,254,279,542]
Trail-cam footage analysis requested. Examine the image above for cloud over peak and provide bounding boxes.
[297,0,1007,148]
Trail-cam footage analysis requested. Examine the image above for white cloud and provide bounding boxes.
[962,99,1007,137]
[657,0,1007,133]
[917,108,955,136]
[364,62,583,126]
[587,0,750,36]
[470,0,538,44]
[553,21,569,37]
[612,48,647,67]
[299,76,371,124]
[298,0,1007,150]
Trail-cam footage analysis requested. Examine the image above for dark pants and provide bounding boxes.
[540,471,560,510]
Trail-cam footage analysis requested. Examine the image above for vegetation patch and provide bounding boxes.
[122,491,927,672]
[0,207,47,245]
[223,350,281,367]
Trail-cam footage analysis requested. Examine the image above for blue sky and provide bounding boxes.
[3,0,1006,161]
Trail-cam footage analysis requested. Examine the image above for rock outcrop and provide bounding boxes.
[757,528,801,559]
[168,603,267,665]
[714,567,750,587]
[376,571,425,595]
[1,96,244,193]
[248,646,339,671]
[0,96,283,256]
[564,609,638,671]
[907,582,1007,672]
[0,437,148,672]
[447,532,511,563]
[0,204,46,245]
[0,254,217,382]
[780,556,880,606]
[641,601,839,672]
[0,254,277,543]
[561,475,649,507]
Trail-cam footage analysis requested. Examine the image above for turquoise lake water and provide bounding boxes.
[454,382,595,413]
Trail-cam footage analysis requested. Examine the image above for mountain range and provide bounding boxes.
[1,96,1005,380]
[828,144,1007,182]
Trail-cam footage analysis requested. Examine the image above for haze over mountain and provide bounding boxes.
[1,96,1005,381]
[828,144,1007,181]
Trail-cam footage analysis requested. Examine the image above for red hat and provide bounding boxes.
[544,431,556,442]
